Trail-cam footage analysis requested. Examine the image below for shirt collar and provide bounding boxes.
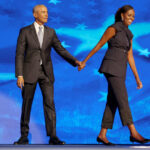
[34,21,44,29]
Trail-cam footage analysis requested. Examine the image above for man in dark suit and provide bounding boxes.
[14,4,81,145]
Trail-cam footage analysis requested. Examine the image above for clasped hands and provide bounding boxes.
[75,60,86,71]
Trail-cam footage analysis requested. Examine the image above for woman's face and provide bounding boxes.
[121,9,135,26]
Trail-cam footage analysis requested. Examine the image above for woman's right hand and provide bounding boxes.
[136,79,143,89]
[78,61,86,71]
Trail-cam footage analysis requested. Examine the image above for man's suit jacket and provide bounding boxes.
[15,24,77,83]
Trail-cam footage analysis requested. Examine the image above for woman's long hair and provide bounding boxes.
[115,5,134,22]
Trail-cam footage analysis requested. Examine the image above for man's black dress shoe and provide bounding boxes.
[49,137,65,145]
[130,136,150,144]
[14,136,29,145]
[97,137,115,145]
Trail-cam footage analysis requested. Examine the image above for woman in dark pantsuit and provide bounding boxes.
[79,5,150,145]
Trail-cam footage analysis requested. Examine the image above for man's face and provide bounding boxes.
[33,6,48,25]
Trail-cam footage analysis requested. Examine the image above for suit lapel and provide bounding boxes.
[30,24,40,48]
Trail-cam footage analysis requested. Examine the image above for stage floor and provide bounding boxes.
[1,145,150,150]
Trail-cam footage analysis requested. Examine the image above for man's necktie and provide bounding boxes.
[38,26,43,48]
[37,26,43,65]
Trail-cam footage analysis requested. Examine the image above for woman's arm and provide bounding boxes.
[78,27,116,70]
[127,40,143,89]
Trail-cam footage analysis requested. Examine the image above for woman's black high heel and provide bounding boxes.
[97,137,115,145]
[130,136,150,144]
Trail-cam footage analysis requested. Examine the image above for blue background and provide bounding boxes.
[0,0,150,144]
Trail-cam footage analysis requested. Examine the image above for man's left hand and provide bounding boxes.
[75,60,82,66]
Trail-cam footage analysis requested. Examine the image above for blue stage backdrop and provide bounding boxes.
[0,0,150,144]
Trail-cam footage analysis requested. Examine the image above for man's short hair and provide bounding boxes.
[33,4,46,13]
